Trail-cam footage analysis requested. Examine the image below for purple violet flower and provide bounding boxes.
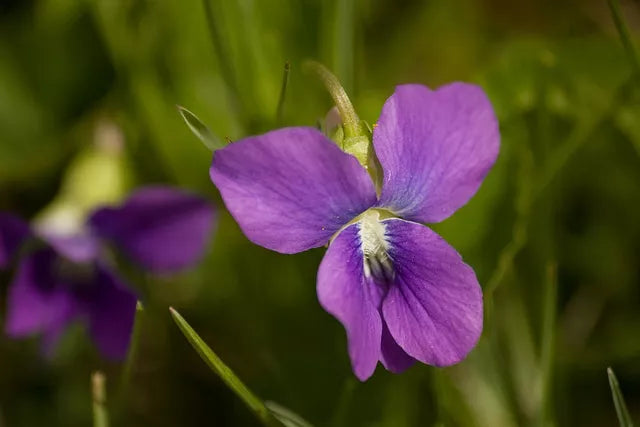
[209,83,499,380]
[0,186,215,359]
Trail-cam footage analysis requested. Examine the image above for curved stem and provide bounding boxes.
[303,61,362,137]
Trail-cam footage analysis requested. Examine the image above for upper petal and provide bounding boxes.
[381,219,483,366]
[317,223,382,381]
[88,186,215,273]
[86,265,138,360]
[210,127,377,254]
[0,213,31,268]
[374,83,500,223]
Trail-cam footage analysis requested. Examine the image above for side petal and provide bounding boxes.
[381,219,483,366]
[374,83,499,223]
[317,223,382,381]
[4,249,77,340]
[87,265,138,360]
[0,213,31,268]
[89,186,215,273]
[210,127,377,254]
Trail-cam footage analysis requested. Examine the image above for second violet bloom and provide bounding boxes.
[0,187,215,359]
[209,83,499,380]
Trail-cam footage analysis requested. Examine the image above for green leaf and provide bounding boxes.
[607,367,635,427]
[169,307,282,427]
[177,105,224,151]
[265,401,314,427]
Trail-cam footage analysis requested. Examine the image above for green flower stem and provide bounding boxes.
[92,372,109,427]
[303,61,363,138]
[304,61,371,168]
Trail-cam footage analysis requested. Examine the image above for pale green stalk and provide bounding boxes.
[92,372,109,427]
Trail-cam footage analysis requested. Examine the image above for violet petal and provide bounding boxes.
[89,186,215,273]
[374,83,500,223]
[380,321,415,373]
[317,223,382,381]
[0,213,31,268]
[87,265,138,360]
[4,249,77,341]
[39,233,101,263]
[381,219,483,366]
[210,127,376,254]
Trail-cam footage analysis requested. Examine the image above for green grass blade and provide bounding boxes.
[608,367,635,427]
[201,0,242,113]
[332,0,355,94]
[177,106,224,151]
[265,401,314,427]
[276,62,291,125]
[169,308,281,427]
[538,262,558,425]
[484,143,533,315]
[606,0,640,78]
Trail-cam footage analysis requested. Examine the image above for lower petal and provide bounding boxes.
[87,265,138,360]
[4,249,77,340]
[380,321,415,373]
[381,219,483,367]
[317,223,382,381]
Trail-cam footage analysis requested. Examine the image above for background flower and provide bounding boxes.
[1,186,215,359]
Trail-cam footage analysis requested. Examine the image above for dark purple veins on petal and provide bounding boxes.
[380,219,483,367]
[317,223,382,381]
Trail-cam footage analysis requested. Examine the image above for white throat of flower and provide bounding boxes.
[358,210,394,282]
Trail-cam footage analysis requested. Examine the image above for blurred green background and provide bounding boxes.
[1,0,639,425]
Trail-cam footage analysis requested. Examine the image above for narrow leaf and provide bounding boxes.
[177,105,224,151]
[276,61,291,124]
[169,307,281,427]
[538,262,557,424]
[606,0,640,78]
[608,367,635,427]
[266,401,314,427]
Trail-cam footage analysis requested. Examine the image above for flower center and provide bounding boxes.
[358,210,394,284]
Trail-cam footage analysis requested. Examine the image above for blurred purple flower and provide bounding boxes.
[0,186,215,359]
[209,84,499,380]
